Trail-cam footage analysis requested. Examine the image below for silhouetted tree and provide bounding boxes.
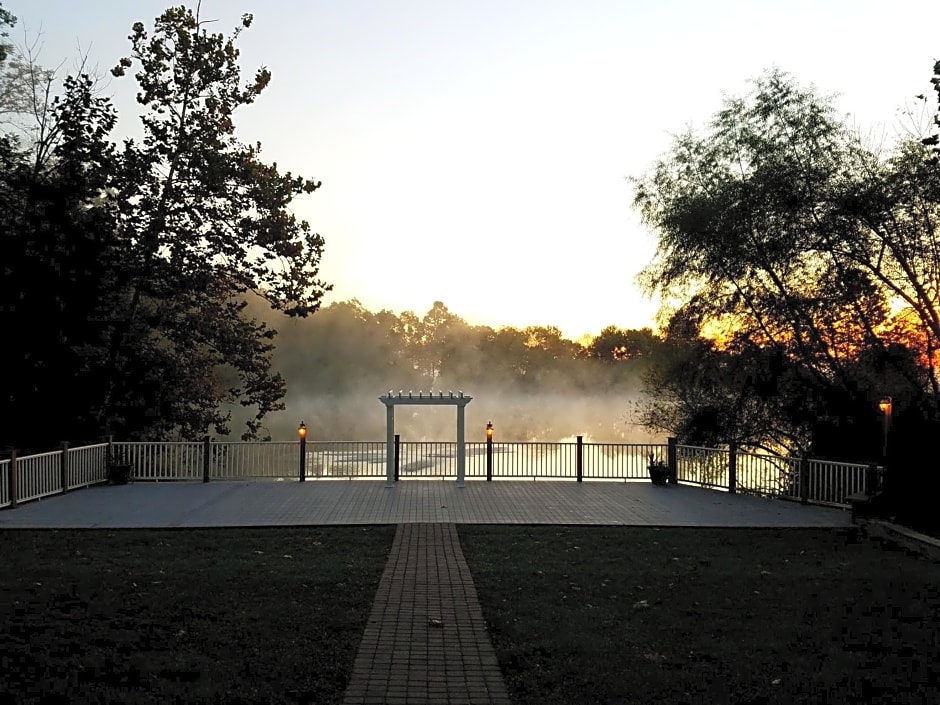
[633,67,940,459]
[2,4,330,449]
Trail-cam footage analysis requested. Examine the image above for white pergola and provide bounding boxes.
[379,391,473,487]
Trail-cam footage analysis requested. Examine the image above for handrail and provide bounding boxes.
[1,438,880,511]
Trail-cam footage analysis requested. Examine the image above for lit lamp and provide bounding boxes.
[298,421,307,481]
[486,421,494,440]
[878,397,892,460]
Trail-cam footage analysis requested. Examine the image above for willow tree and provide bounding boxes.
[632,68,940,455]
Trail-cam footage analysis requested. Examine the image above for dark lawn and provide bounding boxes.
[0,526,396,705]
[459,525,940,705]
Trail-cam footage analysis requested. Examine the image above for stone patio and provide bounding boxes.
[0,479,852,529]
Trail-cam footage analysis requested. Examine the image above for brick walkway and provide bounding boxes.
[342,523,510,705]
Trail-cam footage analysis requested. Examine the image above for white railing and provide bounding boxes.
[676,446,879,507]
[736,451,800,498]
[15,450,63,503]
[583,442,663,480]
[0,457,11,507]
[213,442,299,479]
[308,441,387,479]
[473,441,577,479]
[112,442,204,481]
[390,441,669,481]
[67,443,110,488]
[676,445,729,488]
[803,458,873,507]
[0,438,882,511]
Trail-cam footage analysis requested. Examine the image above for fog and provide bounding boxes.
[233,298,663,443]
[265,389,660,444]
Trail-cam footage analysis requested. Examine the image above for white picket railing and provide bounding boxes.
[68,443,110,488]
[736,451,801,498]
[16,450,63,503]
[676,445,729,488]
[803,458,875,507]
[308,441,387,479]
[212,442,299,479]
[0,438,881,510]
[0,457,9,506]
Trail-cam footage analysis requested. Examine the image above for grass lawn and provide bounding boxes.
[0,526,395,705]
[459,525,940,705]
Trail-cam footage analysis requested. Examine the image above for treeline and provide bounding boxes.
[250,298,663,443]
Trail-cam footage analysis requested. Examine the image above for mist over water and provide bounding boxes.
[264,388,658,443]
[234,298,661,443]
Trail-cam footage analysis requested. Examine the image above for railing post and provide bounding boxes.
[799,455,810,504]
[576,436,583,482]
[727,440,737,494]
[866,463,879,497]
[202,436,211,483]
[485,428,493,481]
[60,441,70,494]
[394,434,400,482]
[667,437,678,484]
[9,449,18,508]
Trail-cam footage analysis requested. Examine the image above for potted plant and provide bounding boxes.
[647,452,670,486]
[108,445,132,485]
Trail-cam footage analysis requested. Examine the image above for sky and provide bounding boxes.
[5,0,940,340]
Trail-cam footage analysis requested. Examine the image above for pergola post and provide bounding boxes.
[456,404,466,487]
[386,403,395,487]
[380,391,473,486]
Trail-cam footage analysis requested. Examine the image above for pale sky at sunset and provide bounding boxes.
[6,0,940,339]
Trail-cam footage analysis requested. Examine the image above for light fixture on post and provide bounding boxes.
[486,422,494,481]
[878,397,892,460]
[298,422,307,482]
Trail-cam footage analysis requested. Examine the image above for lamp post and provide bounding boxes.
[298,421,307,482]
[486,422,494,481]
[878,397,892,460]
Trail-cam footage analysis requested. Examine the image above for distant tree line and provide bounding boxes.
[248,298,663,443]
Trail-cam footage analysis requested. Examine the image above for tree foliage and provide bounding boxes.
[923,58,940,149]
[2,4,330,451]
[633,67,940,460]
[0,3,13,63]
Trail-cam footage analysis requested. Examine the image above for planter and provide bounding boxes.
[648,464,670,485]
[108,464,132,485]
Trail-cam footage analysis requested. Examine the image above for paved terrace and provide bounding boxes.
[0,480,851,528]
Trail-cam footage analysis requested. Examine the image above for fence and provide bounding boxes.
[1,438,881,511]
[1,443,110,508]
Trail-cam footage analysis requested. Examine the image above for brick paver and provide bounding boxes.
[342,523,511,705]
